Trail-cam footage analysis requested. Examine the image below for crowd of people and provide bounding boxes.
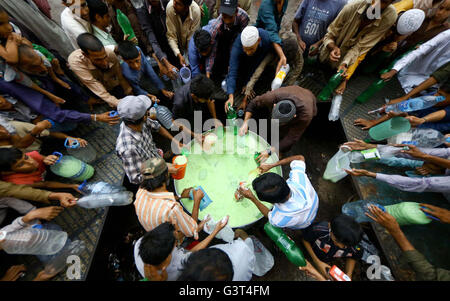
[0,0,449,281]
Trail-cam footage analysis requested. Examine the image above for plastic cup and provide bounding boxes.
[369,117,411,141]
[172,155,188,180]
[180,67,191,84]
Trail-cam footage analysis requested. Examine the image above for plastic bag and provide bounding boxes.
[323,147,350,183]
[250,235,274,276]
[203,215,234,243]
[328,95,343,121]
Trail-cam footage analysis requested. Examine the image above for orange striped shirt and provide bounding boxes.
[134,189,199,239]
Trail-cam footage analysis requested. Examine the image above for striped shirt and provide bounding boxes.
[134,189,199,239]
[268,160,319,229]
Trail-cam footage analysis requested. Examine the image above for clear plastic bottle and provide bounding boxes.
[44,240,86,276]
[65,138,97,164]
[328,94,343,121]
[203,215,234,243]
[271,64,290,91]
[78,180,125,194]
[153,103,173,129]
[387,128,450,148]
[369,96,445,115]
[76,191,133,209]
[341,200,384,223]
[0,228,68,255]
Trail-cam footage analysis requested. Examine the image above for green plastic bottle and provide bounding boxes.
[254,151,261,166]
[200,3,210,27]
[317,70,343,101]
[116,9,136,40]
[355,79,386,104]
[264,222,306,267]
[32,44,55,61]
[384,202,431,226]
[226,103,238,135]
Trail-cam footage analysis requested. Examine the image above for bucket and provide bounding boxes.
[172,155,188,180]
[369,117,411,141]
[180,66,191,84]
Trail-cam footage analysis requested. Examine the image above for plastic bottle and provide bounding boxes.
[204,215,234,243]
[50,152,94,182]
[130,0,144,9]
[380,265,395,281]
[264,222,306,267]
[65,138,97,164]
[355,79,386,104]
[78,180,125,194]
[306,47,318,65]
[387,128,450,148]
[328,94,343,121]
[76,191,133,209]
[116,9,136,40]
[341,200,383,223]
[200,3,210,27]
[171,68,183,91]
[152,103,173,129]
[317,70,343,101]
[109,110,120,134]
[226,103,238,135]
[221,79,227,93]
[44,240,86,276]
[369,96,445,115]
[0,228,68,255]
[271,64,290,91]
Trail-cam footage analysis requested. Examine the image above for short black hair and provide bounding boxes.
[330,214,363,247]
[252,172,290,204]
[87,0,109,23]
[0,148,23,172]
[77,33,104,54]
[140,169,169,191]
[193,29,211,53]
[281,37,299,65]
[17,44,37,65]
[177,248,233,281]
[118,41,139,60]
[190,74,214,99]
[139,222,176,266]
[181,0,193,7]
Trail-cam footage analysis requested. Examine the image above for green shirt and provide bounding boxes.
[92,25,118,47]
[402,250,450,281]
[431,61,450,83]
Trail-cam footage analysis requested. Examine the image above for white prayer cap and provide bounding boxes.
[241,26,259,47]
[397,9,426,35]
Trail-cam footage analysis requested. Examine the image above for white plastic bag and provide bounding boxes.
[328,95,343,121]
[323,147,351,183]
[250,236,274,276]
[203,215,234,243]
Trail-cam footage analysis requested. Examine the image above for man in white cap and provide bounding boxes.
[224,26,277,113]
[115,95,183,189]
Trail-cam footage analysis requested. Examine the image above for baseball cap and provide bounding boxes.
[117,95,152,121]
[141,157,168,179]
[272,100,296,123]
[219,0,238,16]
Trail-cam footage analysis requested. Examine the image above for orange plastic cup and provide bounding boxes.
[172,155,188,180]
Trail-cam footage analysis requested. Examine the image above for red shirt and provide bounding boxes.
[1,151,46,185]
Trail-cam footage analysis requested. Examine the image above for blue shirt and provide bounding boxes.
[268,160,319,229]
[188,24,211,78]
[226,28,272,95]
[120,46,165,95]
[255,0,288,45]
[294,0,347,49]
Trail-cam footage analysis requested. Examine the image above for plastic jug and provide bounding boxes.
[323,148,350,183]
[78,180,125,194]
[189,186,213,211]
[264,222,306,267]
[369,117,411,141]
[0,228,68,255]
[172,155,188,180]
[116,9,136,40]
[49,152,94,182]
[318,70,343,101]
[387,128,450,148]
[180,66,191,84]
[328,94,343,121]
[171,68,183,91]
[65,138,97,164]
[271,64,290,91]
[76,191,133,209]
[44,240,86,276]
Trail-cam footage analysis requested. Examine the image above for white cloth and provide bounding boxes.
[393,29,450,93]
[241,26,259,47]
[133,237,191,281]
[211,238,255,281]
[268,160,319,229]
[60,7,92,50]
